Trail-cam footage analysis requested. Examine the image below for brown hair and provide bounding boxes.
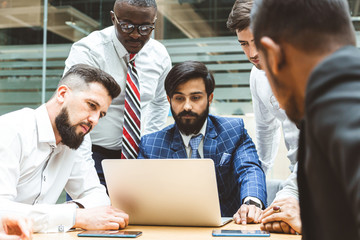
[61,64,121,99]
[227,0,253,32]
[165,61,215,98]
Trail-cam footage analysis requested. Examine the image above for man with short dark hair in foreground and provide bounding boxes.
[138,61,267,225]
[0,64,129,233]
[251,0,360,239]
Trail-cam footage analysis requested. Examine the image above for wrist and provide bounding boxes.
[243,199,262,209]
[73,208,85,229]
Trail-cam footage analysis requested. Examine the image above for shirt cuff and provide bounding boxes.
[40,204,77,233]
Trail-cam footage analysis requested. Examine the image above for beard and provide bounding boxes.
[55,107,91,150]
[171,102,209,136]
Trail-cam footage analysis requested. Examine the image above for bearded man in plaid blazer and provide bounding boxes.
[138,61,266,225]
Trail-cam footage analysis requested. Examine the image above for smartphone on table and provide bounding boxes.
[78,230,142,238]
[212,229,270,237]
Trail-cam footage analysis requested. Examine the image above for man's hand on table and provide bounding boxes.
[74,206,129,230]
[233,204,263,225]
[259,197,301,234]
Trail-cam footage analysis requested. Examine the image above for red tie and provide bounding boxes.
[121,53,141,159]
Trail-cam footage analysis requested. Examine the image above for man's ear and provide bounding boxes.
[208,93,214,105]
[56,85,69,104]
[260,37,283,75]
[167,95,171,104]
[110,11,115,25]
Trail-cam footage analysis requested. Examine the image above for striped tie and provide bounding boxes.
[121,53,141,159]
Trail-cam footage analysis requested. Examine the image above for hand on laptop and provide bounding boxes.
[74,206,129,230]
[0,216,33,240]
[233,204,263,225]
[259,197,301,234]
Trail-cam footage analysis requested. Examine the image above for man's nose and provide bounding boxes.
[183,100,192,111]
[88,112,99,127]
[250,44,259,59]
[129,28,141,39]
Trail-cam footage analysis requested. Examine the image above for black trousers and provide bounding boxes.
[92,145,122,189]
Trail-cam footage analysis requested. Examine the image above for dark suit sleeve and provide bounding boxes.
[233,120,267,207]
[307,75,360,233]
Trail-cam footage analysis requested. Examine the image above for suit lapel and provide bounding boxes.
[203,117,218,160]
[170,126,187,158]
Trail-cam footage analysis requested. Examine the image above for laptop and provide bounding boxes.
[102,159,232,227]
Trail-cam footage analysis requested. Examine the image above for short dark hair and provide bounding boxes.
[165,61,215,98]
[60,64,121,99]
[227,0,253,32]
[251,0,356,54]
[115,0,157,9]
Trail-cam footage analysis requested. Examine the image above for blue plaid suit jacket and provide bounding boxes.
[138,115,267,217]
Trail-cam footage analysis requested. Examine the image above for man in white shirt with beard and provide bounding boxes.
[0,64,129,233]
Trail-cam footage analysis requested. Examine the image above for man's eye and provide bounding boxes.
[121,23,133,29]
[174,96,184,101]
[140,25,151,30]
[88,102,96,109]
[240,42,248,46]
[192,96,201,101]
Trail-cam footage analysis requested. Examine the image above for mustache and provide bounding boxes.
[127,39,142,43]
[178,111,198,117]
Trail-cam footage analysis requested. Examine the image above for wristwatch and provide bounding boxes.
[243,199,262,209]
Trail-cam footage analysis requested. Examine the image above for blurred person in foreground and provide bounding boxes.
[251,0,360,239]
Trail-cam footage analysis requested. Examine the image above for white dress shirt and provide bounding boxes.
[0,105,110,233]
[274,162,299,201]
[250,66,299,174]
[64,26,172,150]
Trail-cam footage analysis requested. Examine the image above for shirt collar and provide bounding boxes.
[35,104,57,146]
[180,119,207,148]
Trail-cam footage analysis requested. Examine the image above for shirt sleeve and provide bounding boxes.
[0,125,77,233]
[274,162,299,201]
[64,41,100,75]
[64,134,110,208]
[249,67,281,174]
[0,201,76,233]
[142,53,171,135]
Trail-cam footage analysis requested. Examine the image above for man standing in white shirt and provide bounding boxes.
[0,64,129,233]
[227,0,301,234]
[64,0,172,188]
